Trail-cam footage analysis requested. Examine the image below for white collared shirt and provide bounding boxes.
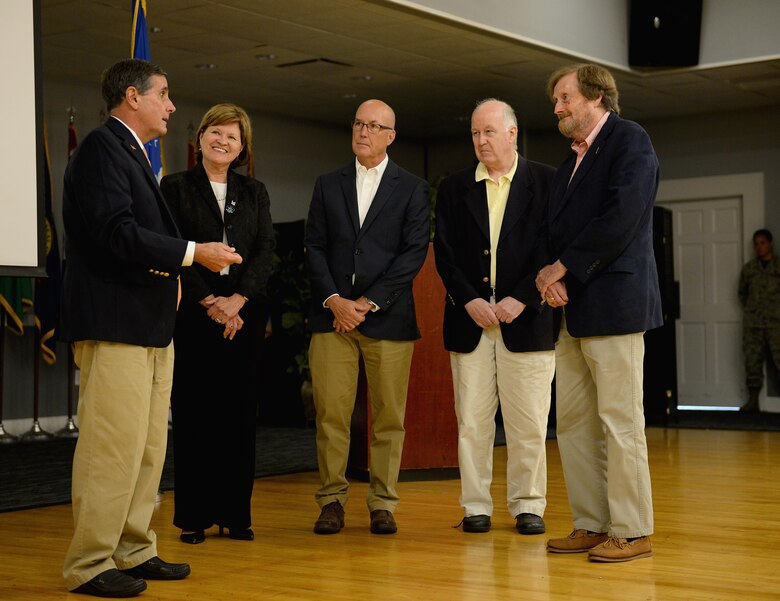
[355,154,389,227]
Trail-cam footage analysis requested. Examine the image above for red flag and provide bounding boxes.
[68,117,78,157]
[187,136,196,171]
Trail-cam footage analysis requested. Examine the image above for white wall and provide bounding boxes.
[389,0,629,67]
[390,0,780,69]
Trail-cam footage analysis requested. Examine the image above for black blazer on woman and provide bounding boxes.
[161,163,275,305]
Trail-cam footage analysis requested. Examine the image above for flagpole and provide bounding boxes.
[0,306,19,443]
[56,344,79,438]
[21,314,52,441]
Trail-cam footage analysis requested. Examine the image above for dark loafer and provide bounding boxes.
[72,568,147,598]
[120,556,191,581]
[179,530,205,544]
[516,513,545,535]
[314,501,345,534]
[462,514,491,533]
[370,509,397,534]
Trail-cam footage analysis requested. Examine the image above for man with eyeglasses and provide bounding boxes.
[304,99,429,535]
[434,98,555,536]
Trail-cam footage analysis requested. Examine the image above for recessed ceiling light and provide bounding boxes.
[195,63,217,70]
[352,75,372,81]
[255,53,277,61]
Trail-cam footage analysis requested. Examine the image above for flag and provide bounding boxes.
[187,123,196,171]
[0,277,33,335]
[247,148,255,179]
[33,123,63,365]
[131,0,163,180]
[67,114,78,158]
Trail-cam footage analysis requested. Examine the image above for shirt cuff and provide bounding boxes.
[364,297,380,312]
[323,293,339,308]
[182,241,196,267]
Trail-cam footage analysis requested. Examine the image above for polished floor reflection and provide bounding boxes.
[1,427,778,600]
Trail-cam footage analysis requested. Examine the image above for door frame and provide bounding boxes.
[656,172,764,262]
[656,172,779,412]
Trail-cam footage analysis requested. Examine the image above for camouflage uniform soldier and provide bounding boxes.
[738,229,780,411]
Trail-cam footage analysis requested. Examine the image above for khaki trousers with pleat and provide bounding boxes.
[63,340,173,590]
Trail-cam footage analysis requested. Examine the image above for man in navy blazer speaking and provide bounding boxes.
[304,100,429,536]
[60,59,241,597]
[536,64,662,563]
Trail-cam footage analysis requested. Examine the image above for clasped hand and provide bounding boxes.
[327,296,372,333]
[200,293,247,340]
[464,296,526,328]
[535,260,569,308]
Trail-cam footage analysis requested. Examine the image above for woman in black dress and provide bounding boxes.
[162,103,275,543]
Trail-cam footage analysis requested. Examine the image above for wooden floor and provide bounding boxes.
[2,427,780,600]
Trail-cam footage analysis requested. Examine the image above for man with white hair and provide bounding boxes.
[434,98,556,534]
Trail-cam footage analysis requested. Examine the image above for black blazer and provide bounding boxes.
[59,118,187,347]
[548,112,663,337]
[304,159,429,341]
[160,163,275,305]
[434,157,556,353]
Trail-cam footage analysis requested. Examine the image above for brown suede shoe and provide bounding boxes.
[370,510,397,534]
[313,501,345,534]
[588,536,653,562]
[547,529,609,553]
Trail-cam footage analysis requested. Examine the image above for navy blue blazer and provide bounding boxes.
[548,112,663,338]
[434,157,556,353]
[304,159,429,341]
[59,118,187,347]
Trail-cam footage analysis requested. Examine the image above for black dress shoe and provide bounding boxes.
[120,556,191,581]
[462,514,491,533]
[370,509,397,534]
[179,530,205,544]
[218,525,254,540]
[515,513,545,535]
[72,568,147,598]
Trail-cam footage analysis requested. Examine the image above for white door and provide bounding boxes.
[657,197,744,408]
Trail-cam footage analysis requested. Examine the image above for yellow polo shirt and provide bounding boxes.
[475,151,518,288]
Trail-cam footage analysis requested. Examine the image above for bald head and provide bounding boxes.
[352,98,397,168]
[356,99,396,129]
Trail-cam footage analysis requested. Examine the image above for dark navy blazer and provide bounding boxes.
[59,118,187,347]
[548,112,663,338]
[304,159,429,341]
[434,157,556,353]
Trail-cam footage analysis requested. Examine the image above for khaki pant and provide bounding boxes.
[450,325,554,518]
[555,318,653,538]
[310,330,414,512]
[63,340,173,590]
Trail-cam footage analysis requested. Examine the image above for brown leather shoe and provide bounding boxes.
[313,501,345,534]
[370,509,397,534]
[588,536,653,562]
[547,529,608,553]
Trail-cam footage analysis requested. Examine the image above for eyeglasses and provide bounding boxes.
[351,120,394,134]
